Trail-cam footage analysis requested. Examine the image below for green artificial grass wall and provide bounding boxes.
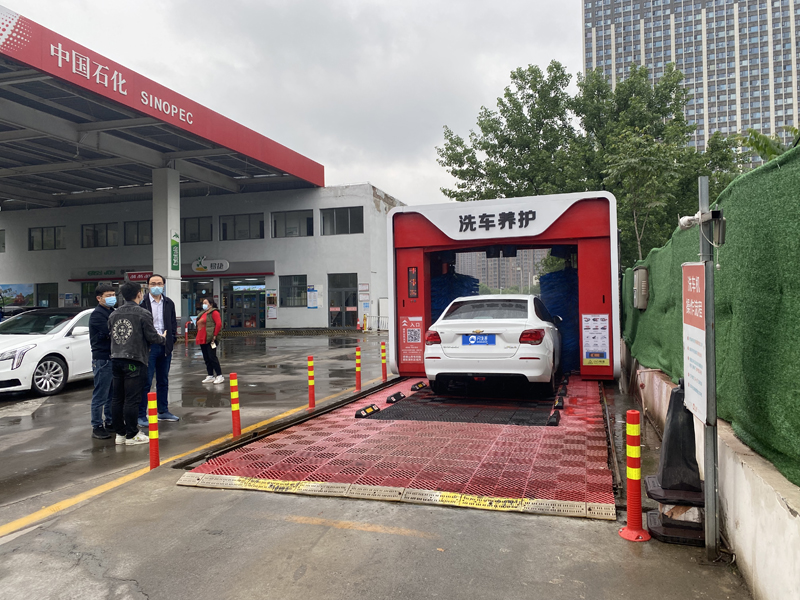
[622,145,800,487]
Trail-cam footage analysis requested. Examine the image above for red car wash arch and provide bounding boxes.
[387,192,620,381]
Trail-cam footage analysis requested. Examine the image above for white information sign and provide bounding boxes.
[581,314,610,366]
[682,263,707,423]
[307,285,318,309]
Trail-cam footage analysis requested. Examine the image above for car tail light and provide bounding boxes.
[425,330,441,345]
[519,329,545,345]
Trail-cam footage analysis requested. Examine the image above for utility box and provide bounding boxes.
[633,266,649,310]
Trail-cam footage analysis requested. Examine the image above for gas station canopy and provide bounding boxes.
[0,5,324,211]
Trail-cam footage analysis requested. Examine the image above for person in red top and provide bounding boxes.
[195,298,224,384]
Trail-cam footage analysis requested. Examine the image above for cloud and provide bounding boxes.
[6,0,582,205]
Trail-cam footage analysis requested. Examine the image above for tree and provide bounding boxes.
[740,126,800,162]
[605,130,682,262]
[436,61,583,202]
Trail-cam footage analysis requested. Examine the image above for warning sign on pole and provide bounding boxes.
[682,262,707,422]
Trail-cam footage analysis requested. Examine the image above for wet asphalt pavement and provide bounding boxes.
[0,335,751,600]
[0,334,388,523]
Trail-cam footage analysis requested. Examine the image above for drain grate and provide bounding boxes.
[365,389,554,426]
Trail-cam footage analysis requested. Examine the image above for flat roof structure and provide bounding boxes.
[0,5,324,211]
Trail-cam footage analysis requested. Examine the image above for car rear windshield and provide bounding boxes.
[442,299,529,320]
[0,312,75,335]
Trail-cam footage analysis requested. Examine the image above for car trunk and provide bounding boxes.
[438,319,528,359]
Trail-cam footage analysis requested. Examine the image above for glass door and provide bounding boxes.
[328,273,358,328]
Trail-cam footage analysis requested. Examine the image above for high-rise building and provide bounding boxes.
[582,0,799,152]
[456,249,549,291]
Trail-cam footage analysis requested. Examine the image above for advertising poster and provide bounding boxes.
[307,285,318,309]
[399,316,424,364]
[582,314,610,366]
[266,290,277,319]
[682,263,707,423]
[0,284,34,307]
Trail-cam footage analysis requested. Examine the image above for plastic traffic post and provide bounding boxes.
[147,392,160,470]
[355,346,362,392]
[230,372,241,437]
[619,409,650,542]
[380,341,387,382]
[307,356,315,410]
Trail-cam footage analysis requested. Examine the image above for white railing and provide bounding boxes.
[365,315,390,331]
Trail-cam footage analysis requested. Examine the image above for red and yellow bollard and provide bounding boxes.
[147,392,159,470]
[381,341,387,382]
[230,372,241,437]
[355,346,362,392]
[619,409,650,542]
[307,356,315,410]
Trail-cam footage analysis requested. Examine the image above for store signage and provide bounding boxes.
[393,194,610,242]
[84,268,121,277]
[126,271,153,283]
[192,257,229,273]
[458,210,536,233]
[682,263,707,423]
[170,230,180,271]
[0,5,324,187]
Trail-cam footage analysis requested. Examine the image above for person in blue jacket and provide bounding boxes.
[88,284,117,439]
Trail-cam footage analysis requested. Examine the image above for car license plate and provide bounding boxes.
[462,334,495,345]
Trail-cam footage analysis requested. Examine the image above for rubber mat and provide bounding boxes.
[183,377,616,520]
[366,389,553,426]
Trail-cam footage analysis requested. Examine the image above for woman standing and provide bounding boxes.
[196,298,224,384]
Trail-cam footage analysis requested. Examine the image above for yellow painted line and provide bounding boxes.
[0,376,389,539]
[283,515,435,539]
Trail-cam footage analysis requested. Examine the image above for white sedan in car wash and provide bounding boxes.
[0,307,95,396]
[424,295,561,395]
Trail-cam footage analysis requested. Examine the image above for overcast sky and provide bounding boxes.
[6,0,583,206]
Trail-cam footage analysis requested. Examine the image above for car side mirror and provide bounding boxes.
[553,316,562,326]
[71,326,90,337]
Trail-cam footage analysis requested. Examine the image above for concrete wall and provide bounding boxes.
[0,182,401,328]
[628,363,800,600]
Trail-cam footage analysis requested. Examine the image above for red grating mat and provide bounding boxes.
[185,377,616,520]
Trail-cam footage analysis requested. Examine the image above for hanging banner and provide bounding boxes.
[682,262,707,423]
[170,230,180,271]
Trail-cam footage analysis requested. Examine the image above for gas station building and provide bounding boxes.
[0,5,400,329]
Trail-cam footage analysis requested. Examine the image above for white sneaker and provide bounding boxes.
[213,375,225,384]
[115,434,125,445]
[125,432,149,446]
[202,376,215,383]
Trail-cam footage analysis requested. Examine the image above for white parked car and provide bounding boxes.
[424,295,562,396]
[0,308,94,396]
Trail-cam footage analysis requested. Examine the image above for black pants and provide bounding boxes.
[112,359,147,438]
[200,343,222,376]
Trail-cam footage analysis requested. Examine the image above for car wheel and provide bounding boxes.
[32,356,67,396]
[534,360,557,399]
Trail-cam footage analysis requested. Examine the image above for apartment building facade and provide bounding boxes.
[582,0,799,151]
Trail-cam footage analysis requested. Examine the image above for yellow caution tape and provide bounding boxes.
[626,423,640,436]
[626,445,641,458]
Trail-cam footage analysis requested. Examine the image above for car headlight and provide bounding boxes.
[0,344,37,370]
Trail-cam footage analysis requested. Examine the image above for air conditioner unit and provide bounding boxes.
[633,266,649,310]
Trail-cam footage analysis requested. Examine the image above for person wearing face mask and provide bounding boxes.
[195,298,224,384]
[108,282,166,445]
[88,283,118,439]
[138,273,179,426]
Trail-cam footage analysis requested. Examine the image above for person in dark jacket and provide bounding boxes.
[195,298,224,384]
[109,282,165,445]
[138,274,179,425]
[88,283,117,439]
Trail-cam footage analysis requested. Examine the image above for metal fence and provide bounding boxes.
[365,315,390,331]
